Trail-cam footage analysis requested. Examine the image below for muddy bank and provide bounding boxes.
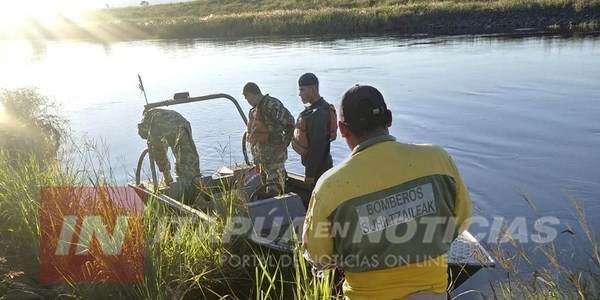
[0,248,63,300]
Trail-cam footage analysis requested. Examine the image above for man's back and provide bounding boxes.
[303,84,471,300]
[248,94,294,164]
[313,137,469,215]
[138,108,200,187]
[259,95,294,145]
[139,109,192,144]
[305,137,471,299]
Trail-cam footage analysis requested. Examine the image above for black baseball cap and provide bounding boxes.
[298,73,319,86]
[340,84,387,127]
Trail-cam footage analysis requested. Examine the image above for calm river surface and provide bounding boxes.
[1,33,599,296]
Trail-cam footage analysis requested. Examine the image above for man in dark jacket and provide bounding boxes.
[293,73,333,189]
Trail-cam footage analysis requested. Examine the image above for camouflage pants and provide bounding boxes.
[173,127,201,187]
[150,126,201,188]
[258,162,286,195]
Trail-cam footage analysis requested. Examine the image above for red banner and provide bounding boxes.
[40,186,144,283]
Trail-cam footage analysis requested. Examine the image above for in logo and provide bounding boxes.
[40,186,144,283]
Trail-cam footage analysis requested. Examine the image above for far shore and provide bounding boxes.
[1,0,599,41]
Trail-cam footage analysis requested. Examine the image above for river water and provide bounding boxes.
[1,33,599,297]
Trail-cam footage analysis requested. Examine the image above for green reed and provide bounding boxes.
[456,194,600,299]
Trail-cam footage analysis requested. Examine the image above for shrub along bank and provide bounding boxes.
[4,0,600,41]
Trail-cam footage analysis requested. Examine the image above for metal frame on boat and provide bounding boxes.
[129,92,495,291]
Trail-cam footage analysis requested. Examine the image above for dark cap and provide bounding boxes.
[340,84,387,126]
[298,73,319,86]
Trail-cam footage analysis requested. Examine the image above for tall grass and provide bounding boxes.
[0,87,68,162]
[0,87,71,279]
[3,142,600,299]
[103,0,600,18]
[456,195,600,299]
[91,1,600,40]
[0,152,75,256]
[0,141,243,298]
[0,136,346,299]
[67,151,258,299]
[250,229,342,299]
[2,0,598,40]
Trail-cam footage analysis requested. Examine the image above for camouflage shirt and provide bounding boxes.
[137,108,200,182]
[138,108,192,145]
[248,94,294,164]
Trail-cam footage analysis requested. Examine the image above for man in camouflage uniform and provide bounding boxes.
[243,82,295,196]
[137,108,201,198]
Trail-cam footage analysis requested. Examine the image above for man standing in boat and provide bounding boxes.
[292,73,335,189]
[137,108,201,200]
[243,82,295,197]
[302,85,471,299]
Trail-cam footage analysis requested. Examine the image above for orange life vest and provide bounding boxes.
[292,104,337,157]
[247,107,269,144]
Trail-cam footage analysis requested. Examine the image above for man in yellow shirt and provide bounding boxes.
[302,85,471,300]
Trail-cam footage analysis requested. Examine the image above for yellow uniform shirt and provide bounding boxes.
[303,135,471,299]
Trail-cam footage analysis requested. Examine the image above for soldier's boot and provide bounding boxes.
[262,163,286,197]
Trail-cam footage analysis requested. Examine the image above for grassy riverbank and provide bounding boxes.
[1,148,599,299]
[5,0,600,41]
[0,147,339,299]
